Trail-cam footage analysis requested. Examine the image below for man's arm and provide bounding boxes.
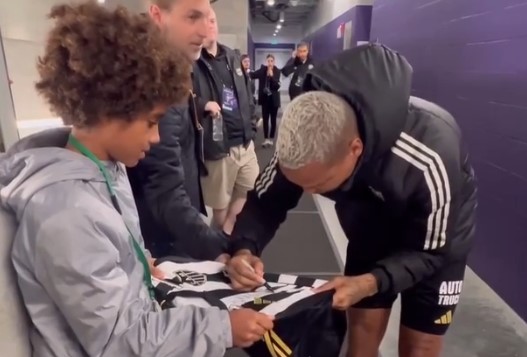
[370,131,465,295]
[249,66,265,80]
[35,210,232,357]
[191,66,208,116]
[137,107,228,260]
[281,57,296,77]
[194,95,209,117]
[230,153,304,256]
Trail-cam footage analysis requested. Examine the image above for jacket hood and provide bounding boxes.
[303,44,412,162]
[0,127,108,219]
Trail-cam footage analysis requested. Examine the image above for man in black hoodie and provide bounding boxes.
[281,42,315,101]
[225,44,477,356]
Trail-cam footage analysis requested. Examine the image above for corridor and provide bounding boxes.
[0,0,526,356]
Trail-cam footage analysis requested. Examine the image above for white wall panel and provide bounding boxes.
[0,0,153,123]
[212,0,249,52]
[303,0,374,37]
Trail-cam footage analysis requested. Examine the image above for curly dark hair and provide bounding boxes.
[35,1,192,127]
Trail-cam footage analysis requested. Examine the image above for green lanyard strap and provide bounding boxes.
[68,135,155,300]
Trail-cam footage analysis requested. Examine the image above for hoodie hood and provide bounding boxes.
[0,127,109,219]
[303,43,412,163]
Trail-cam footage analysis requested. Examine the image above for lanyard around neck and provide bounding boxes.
[68,135,155,300]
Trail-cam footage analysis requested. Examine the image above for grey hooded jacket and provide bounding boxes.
[0,128,232,357]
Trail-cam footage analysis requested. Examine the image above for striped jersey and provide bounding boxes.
[152,257,346,357]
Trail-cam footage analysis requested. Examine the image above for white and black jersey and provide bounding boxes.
[153,258,326,316]
[153,257,346,357]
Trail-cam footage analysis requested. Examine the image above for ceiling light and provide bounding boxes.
[276,24,282,29]
[273,33,277,36]
[290,0,299,6]
[97,0,105,3]
[279,11,285,22]
[267,0,275,6]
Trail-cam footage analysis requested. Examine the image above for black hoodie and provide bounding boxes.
[229,44,477,296]
[281,55,316,100]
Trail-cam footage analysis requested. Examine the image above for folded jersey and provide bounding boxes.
[153,256,347,357]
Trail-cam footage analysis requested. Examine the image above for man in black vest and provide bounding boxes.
[194,9,259,234]
[281,42,315,101]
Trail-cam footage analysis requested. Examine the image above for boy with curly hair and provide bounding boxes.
[0,2,273,356]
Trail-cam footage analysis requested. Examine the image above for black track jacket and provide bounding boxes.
[229,44,477,296]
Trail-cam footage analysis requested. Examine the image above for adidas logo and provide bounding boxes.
[253,297,272,305]
[434,310,453,325]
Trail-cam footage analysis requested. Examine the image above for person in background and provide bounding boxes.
[251,54,281,148]
[195,9,259,234]
[127,0,230,261]
[241,54,256,99]
[242,53,263,130]
[0,3,273,356]
[281,42,315,101]
[226,45,476,357]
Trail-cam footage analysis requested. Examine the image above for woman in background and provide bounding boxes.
[251,54,281,148]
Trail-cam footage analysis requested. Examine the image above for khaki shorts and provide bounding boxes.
[201,141,259,210]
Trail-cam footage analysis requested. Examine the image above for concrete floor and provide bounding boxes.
[225,94,527,357]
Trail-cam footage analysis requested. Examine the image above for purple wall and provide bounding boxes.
[303,5,372,61]
[371,0,527,321]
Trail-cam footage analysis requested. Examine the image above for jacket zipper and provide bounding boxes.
[190,90,205,162]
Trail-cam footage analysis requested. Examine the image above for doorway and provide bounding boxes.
[0,27,19,152]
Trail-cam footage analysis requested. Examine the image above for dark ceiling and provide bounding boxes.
[249,0,319,25]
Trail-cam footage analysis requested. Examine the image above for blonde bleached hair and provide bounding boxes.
[276,91,359,169]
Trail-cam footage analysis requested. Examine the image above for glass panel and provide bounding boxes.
[0,26,19,152]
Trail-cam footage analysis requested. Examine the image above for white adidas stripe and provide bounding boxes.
[391,146,438,249]
[399,132,451,249]
[400,133,451,247]
[256,153,279,197]
[392,132,451,250]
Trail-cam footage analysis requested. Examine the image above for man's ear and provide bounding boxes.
[148,5,162,25]
[349,137,363,158]
[346,137,364,157]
